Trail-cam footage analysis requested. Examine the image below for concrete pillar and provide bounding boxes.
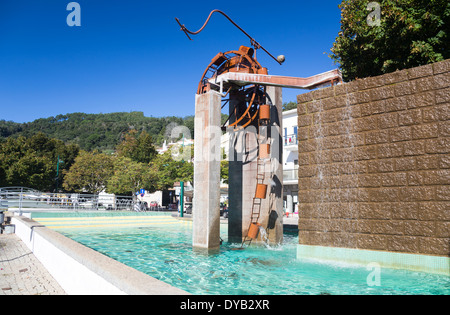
[262,86,283,245]
[192,91,222,251]
[228,90,245,243]
[227,86,283,246]
[242,123,259,241]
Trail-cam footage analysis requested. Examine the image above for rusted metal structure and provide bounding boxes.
[196,45,272,132]
[176,10,342,250]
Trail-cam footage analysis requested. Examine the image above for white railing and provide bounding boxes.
[283,167,299,182]
[0,187,136,212]
[284,134,298,146]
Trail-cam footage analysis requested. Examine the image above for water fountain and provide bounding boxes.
[175,10,342,250]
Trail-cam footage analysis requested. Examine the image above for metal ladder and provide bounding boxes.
[240,155,267,248]
[238,97,272,249]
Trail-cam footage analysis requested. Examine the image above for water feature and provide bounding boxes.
[258,225,270,248]
[32,212,449,295]
[308,85,364,248]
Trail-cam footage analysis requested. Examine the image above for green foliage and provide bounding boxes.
[220,160,229,184]
[0,133,79,191]
[107,156,155,196]
[63,150,114,194]
[282,101,297,111]
[116,129,157,164]
[330,0,450,81]
[0,112,197,152]
[7,153,54,190]
[0,111,234,195]
[149,149,193,192]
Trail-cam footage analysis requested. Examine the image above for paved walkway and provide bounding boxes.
[0,234,66,295]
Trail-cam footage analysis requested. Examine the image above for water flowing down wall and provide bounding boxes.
[297,59,449,257]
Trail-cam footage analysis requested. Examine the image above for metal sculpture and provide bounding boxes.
[176,10,342,249]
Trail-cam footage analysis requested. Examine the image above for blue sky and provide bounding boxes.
[0,0,342,123]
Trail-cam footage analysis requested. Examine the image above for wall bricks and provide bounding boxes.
[297,59,450,257]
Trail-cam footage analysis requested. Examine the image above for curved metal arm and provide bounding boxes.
[175,9,282,65]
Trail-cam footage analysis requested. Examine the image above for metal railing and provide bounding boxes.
[283,167,299,182]
[0,187,137,212]
[284,134,298,146]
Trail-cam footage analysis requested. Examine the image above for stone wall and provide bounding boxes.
[297,59,449,257]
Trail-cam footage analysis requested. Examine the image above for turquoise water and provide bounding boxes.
[32,212,450,295]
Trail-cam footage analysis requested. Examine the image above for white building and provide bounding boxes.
[157,138,194,156]
[282,109,299,216]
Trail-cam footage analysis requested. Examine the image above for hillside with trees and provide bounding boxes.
[0,129,195,195]
[0,133,80,191]
[0,112,197,152]
[0,111,229,194]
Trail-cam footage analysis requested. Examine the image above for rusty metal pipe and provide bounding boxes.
[175,9,282,65]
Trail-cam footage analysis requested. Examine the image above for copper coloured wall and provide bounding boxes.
[296,59,449,257]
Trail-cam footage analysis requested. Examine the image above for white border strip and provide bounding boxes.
[297,244,450,276]
[12,216,190,295]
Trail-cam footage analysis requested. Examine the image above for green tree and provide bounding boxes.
[282,101,297,111]
[7,154,54,190]
[220,160,229,184]
[116,129,157,164]
[107,156,155,196]
[63,151,114,194]
[220,147,229,184]
[0,112,201,152]
[330,0,450,81]
[0,133,79,191]
[149,149,193,191]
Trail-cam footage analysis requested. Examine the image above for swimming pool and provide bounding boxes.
[32,212,449,295]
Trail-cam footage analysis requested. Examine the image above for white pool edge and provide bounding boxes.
[297,244,450,276]
[11,216,190,295]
